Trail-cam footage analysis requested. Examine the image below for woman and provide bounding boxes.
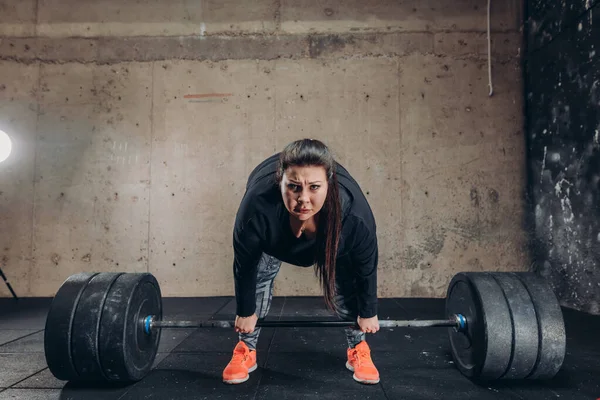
[223,138,380,385]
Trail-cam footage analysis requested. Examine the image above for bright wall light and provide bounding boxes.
[0,130,12,163]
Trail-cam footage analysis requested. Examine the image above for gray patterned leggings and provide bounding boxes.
[240,252,366,350]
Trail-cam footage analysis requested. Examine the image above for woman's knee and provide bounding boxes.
[256,253,281,284]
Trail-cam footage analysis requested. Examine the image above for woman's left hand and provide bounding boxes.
[357,315,380,334]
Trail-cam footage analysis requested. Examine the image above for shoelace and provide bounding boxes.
[351,348,373,368]
[231,349,248,364]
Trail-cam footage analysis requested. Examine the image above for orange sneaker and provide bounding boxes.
[346,341,380,384]
[222,341,257,384]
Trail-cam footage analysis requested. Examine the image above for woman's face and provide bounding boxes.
[280,165,329,221]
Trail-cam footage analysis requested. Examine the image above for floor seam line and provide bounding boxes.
[0,329,45,349]
[4,366,48,390]
[251,296,287,400]
[209,297,235,319]
[380,380,391,400]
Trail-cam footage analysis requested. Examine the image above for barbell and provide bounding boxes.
[43,270,566,384]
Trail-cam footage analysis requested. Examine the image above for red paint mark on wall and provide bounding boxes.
[184,93,233,99]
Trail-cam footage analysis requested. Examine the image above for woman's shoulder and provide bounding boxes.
[336,162,376,225]
[246,152,280,189]
[236,166,282,229]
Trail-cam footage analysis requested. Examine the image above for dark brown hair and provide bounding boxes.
[275,139,342,312]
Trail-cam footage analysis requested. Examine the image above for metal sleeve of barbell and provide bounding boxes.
[148,318,460,330]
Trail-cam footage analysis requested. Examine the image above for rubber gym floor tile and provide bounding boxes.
[12,368,66,389]
[213,296,286,320]
[156,328,196,353]
[207,297,239,317]
[500,351,600,400]
[375,298,421,320]
[0,389,62,400]
[158,350,269,370]
[11,354,181,390]
[0,331,44,353]
[375,346,600,400]
[369,349,454,370]
[278,296,338,318]
[266,325,446,355]
[0,298,52,316]
[0,330,39,346]
[0,353,47,387]
[161,297,232,320]
[393,298,446,319]
[363,326,449,353]
[279,297,407,320]
[172,324,277,353]
[377,367,525,400]
[1,382,138,400]
[0,308,48,330]
[176,297,286,354]
[268,327,352,353]
[255,351,387,399]
[256,390,387,400]
[381,384,522,400]
[152,352,170,368]
[118,352,263,400]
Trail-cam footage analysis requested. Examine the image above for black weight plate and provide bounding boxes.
[446,272,513,381]
[445,276,479,377]
[490,273,539,379]
[71,272,123,381]
[44,272,98,381]
[513,273,566,379]
[99,273,162,382]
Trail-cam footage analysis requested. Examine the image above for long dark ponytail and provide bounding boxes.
[275,139,342,312]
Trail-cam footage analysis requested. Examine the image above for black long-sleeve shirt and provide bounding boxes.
[233,153,378,318]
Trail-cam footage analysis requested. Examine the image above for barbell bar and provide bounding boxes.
[43,270,566,384]
[142,315,467,333]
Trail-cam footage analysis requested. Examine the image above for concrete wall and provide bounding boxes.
[525,0,600,315]
[0,0,527,299]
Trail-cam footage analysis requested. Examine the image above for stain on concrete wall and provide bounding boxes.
[525,1,600,314]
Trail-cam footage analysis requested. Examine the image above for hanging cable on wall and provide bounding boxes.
[488,0,494,96]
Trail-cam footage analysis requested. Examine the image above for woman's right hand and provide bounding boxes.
[235,314,258,333]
